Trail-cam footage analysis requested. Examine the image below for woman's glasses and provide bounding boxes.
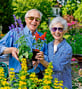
[27,16,40,22]
[51,27,64,32]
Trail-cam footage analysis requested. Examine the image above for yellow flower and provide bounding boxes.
[1,87,4,89]
[20,75,26,80]
[43,85,50,89]
[1,81,7,86]
[30,73,36,78]
[1,86,10,89]
[19,81,24,86]
[43,79,51,84]
[54,86,62,89]
[54,83,59,86]
[38,79,42,83]
[59,83,63,86]
[9,68,14,71]
[18,87,22,89]
[54,78,58,83]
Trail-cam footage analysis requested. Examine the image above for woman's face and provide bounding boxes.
[51,23,65,41]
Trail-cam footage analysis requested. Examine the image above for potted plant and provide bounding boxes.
[9,15,33,70]
[32,32,47,61]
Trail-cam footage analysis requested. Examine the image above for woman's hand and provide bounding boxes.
[35,51,48,68]
[35,51,44,61]
[33,51,44,69]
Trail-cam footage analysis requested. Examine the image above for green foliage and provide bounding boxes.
[16,35,33,61]
[38,21,48,30]
[73,3,82,22]
[49,0,57,7]
[65,29,82,54]
[12,0,53,24]
[78,77,82,83]
[0,0,13,33]
[71,59,80,89]
[62,0,80,16]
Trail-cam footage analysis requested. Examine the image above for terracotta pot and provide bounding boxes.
[32,49,39,61]
[72,54,82,62]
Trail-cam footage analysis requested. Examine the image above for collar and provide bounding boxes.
[24,25,38,35]
[57,38,66,49]
[52,38,66,50]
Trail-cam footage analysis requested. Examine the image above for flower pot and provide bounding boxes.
[26,58,33,70]
[73,54,82,62]
[32,49,39,61]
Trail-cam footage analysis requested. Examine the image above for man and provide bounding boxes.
[0,9,47,75]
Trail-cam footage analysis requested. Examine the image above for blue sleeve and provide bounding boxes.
[38,41,48,71]
[0,31,13,58]
[53,48,72,72]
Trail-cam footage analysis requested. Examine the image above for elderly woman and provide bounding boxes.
[36,16,72,89]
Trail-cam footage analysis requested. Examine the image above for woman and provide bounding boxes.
[36,16,72,89]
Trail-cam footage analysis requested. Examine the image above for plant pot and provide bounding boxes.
[26,58,33,70]
[32,49,39,61]
[73,54,82,62]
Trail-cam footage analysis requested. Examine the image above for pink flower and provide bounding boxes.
[71,21,76,25]
[67,23,72,26]
[71,58,76,61]
[76,65,78,68]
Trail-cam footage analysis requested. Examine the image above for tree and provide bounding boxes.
[62,0,81,16]
[73,3,82,22]
[0,0,13,33]
[12,0,53,24]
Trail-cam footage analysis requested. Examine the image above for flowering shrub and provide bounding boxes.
[63,15,82,54]
[71,58,81,89]
[0,59,67,89]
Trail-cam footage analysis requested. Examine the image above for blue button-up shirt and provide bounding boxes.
[48,39,72,89]
[0,26,48,73]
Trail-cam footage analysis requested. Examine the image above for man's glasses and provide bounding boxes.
[51,27,64,32]
[27,16,40,22]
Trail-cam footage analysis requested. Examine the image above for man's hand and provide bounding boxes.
[3,47,19,61]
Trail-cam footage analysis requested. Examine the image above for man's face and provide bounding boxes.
[25,10,41,32]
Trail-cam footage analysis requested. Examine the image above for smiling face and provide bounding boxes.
[25,10,41,33]
[51,23,65,42]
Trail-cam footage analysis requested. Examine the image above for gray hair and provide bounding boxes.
[49,16,68,31]
[25,9,43,20]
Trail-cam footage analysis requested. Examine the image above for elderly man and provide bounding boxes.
[0,9,47,77]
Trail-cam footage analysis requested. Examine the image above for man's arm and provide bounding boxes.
[3,47,19,60]
[0,31,19,60]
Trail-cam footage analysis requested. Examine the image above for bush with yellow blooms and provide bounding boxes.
[0,58,67,89]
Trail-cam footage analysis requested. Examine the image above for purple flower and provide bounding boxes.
[17,18,22,24]
[13,15,16,22]
[14,21,17,27]
[9,26,12,31]
[9,15,24,37]
[11,24,15,29]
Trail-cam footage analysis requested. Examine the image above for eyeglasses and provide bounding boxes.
[27,16,40,22]
[51,27,64,32]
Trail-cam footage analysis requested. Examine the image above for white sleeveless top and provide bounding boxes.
[54,45,57,53]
